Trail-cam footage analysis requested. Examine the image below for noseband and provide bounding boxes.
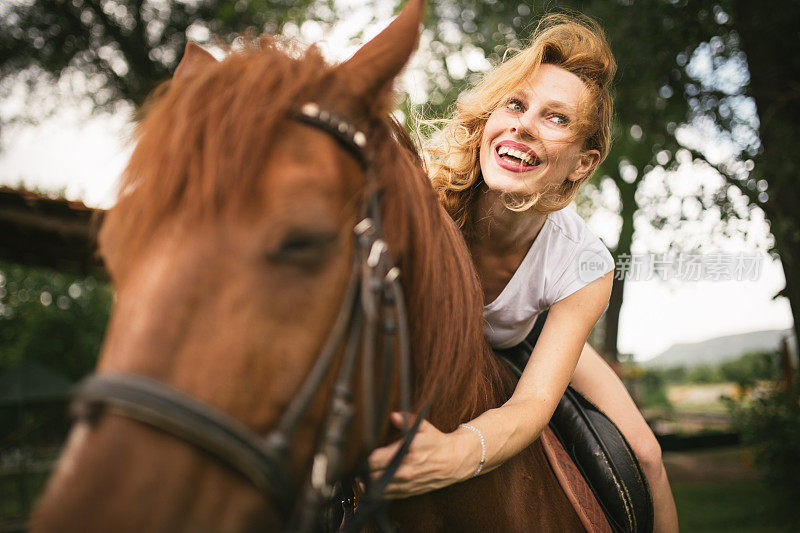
[71,103,423,531]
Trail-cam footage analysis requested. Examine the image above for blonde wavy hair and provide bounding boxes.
[425,13,616,238]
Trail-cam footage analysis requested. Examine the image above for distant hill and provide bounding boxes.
[641,329,796,369]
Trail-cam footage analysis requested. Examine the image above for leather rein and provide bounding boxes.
[71,102,425,531]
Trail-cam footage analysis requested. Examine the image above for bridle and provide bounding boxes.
[71,102,426,531]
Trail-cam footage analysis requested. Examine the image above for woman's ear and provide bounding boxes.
[568,149,601,182]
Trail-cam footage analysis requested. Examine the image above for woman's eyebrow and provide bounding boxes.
[543,100,576,113]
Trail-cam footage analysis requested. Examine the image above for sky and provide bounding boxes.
[0,6,792,362]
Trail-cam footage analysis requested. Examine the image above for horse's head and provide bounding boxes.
[33,1,441,531]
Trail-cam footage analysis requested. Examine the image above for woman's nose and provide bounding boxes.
[511,114,537,138]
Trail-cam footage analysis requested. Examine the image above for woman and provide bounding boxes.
[368,13,679,532]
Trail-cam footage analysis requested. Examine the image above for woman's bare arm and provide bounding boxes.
[368,271,613,496]
[459,270,613,476]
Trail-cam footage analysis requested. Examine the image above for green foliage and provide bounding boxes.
[635,348,781,409]
[0,469,50,520]
[413,0,756,361]
[0,0,331,114]
[650,350,781,386]
[685,364,725,384]
[725,381,800,528]
[637,367,673,409]
[660,365,688,383]
[720,350,780,390]
[0,261,111,381]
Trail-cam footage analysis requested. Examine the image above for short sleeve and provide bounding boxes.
[550,235,614,305]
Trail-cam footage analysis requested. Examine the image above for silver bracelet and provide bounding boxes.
[458,423,486,477]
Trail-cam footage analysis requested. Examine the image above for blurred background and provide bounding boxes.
[1,0,799,530]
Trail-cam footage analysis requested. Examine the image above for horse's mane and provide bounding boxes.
[372,121,516,429]
[103,37,515,433]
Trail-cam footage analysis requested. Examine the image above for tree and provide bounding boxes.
[641,0,800,375]
[417,0,743,361]
[419,1,794,365]
[716,1,800,373]
[0,0,329,119]
[720,350,779,392]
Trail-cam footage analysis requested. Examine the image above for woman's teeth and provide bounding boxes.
[497,145,537,166]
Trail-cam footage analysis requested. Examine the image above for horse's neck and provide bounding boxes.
[376,125,514,426]
[407,221,515,429]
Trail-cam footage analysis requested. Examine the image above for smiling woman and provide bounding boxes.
[427,14,614,232]
[366,11,680,533]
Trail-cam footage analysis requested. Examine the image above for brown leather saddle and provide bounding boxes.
[495,310,654,533]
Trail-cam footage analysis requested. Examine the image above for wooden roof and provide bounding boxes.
[0,186,107,277]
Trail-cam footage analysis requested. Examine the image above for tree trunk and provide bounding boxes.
[733,0,800,375]
[601,177,637,363]
[774,235,800,375]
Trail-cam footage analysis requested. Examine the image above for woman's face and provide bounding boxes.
[479,63,599,197]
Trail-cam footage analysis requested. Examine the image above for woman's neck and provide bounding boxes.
[473,185,548,252]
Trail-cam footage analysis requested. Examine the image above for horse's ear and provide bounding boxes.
[336,0,425,100]
[174,42,217,81]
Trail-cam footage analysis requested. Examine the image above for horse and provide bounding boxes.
[32,0,607,530]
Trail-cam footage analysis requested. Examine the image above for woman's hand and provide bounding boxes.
[366,412,480,499]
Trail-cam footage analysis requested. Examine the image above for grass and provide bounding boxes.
[673,479,797,532]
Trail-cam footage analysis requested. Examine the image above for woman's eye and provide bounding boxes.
[505,98,524,112]
[547,113,569,126]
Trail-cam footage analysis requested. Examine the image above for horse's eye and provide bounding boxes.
[268,231,339,267]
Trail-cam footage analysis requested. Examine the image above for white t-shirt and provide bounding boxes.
[483,206,615,349]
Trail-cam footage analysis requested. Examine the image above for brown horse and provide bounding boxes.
[32,0,601,531]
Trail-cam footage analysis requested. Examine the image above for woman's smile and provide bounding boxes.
[493,140,542,172]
